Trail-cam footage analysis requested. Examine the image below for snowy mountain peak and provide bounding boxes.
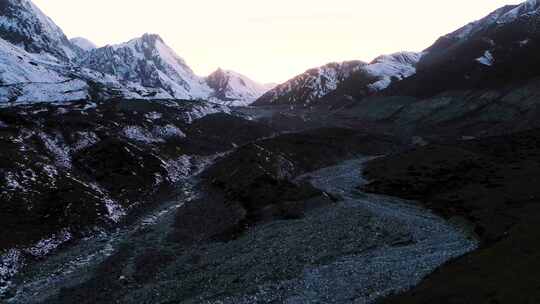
[0,0,80,61]
[206,68,271,106]
[70,37,97,51]
[80,33,213,100]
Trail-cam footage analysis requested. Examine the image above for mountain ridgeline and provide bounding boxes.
[385,0,540,98]
[253,52,422,106]
[2,0,540,107]
[254,0,540,107]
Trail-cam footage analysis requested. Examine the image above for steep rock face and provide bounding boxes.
[0,0,80,61]
[206,68,272,106]
[387,0,540,98]
[253,61,366,106]
[79,34,213,100]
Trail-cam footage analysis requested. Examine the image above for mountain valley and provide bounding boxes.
[1,0,540,303]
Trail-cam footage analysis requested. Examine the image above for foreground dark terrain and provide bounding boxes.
[4,96,539,303]
[0,99,276,296]
[364,130,540,304]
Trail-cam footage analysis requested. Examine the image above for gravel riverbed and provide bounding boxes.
[6,158,478,303]
[209,158,479,303]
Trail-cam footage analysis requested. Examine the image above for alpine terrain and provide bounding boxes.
[1,0,540,303]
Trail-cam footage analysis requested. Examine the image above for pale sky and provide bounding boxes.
[33,0,522,83]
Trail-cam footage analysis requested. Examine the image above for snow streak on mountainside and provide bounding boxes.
[0,0,81,61]
[254,61,366,106]
[70,37,97,52]
[206,68,273,106]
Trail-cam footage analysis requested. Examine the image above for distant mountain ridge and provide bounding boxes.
[254,0,540,107]
[254,52,422,106]
[2,0,540,107]
[253,61,366,106]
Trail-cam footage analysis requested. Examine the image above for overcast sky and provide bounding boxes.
[33,0,522,83]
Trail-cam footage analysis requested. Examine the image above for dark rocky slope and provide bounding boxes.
[0,99,273,254]
[363,129,540,303]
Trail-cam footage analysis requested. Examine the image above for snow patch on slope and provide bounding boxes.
[363,52,423,91]
[476,50,495,66]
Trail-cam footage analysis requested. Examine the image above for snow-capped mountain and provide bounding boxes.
[254,52,421,106]
[70,37,97,52]
[0,36,168,104]
[0,0,267,105]
[387,0,540,98]
[253,61,366,106]
[0,0,81,61]
[78,34,213,100]
[206,68,273,106]
[77,34,268,104]
[0,0,152,103]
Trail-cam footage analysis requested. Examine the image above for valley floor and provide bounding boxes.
[7,158,476,303]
